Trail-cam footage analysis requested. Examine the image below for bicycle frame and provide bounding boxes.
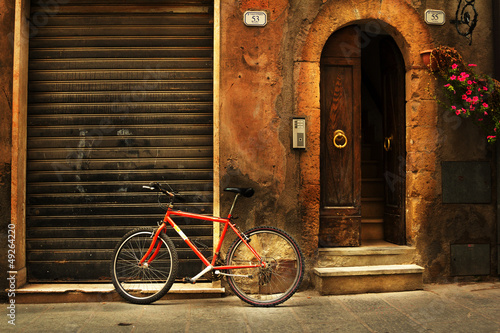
[138,204,265,283]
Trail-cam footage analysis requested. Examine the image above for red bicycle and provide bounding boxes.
[110,182,305,307]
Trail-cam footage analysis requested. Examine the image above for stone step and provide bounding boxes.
[313,264,424,295]
[317,245,417,267]
[361,198,384,217]
[362,160,383,178]
[361,218,384,240]
[361,178,385,197]
[362,144,383,160]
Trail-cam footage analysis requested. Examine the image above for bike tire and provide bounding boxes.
[111,228,178,304]
[225,226,305,307]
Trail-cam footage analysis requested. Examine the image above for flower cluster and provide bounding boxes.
[429,47,500,143]
[443,64,489,117]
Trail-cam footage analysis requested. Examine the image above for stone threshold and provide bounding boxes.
[14,282,225,304]
[318,245,416,256]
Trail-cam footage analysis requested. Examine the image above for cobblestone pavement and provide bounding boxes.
[4,282,500,332]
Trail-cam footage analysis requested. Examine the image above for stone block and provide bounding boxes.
[407,126,439,152]
[407,100,438,127]
[406,69,435,101]
[406,151,437,173]
[313,265,424,295]
[406,171,437,198]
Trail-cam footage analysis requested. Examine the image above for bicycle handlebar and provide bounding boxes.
[142,183,175,197]
[143,182,187,207]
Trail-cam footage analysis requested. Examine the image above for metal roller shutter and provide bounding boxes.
[27,0,214,281]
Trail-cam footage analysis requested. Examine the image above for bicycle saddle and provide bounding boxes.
[224,187,255,197]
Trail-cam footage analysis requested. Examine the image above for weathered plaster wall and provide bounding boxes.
[220,0,497,283]
[0,0,495,293]
[415,0,497,282]
[219,0,301,235]
[0,0,15,298]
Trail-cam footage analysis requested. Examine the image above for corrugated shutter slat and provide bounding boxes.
[26,0,214,281]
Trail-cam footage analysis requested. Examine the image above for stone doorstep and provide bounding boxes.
[313,265,425,296]
[313,264,425,277]
[318,245,415,257]
[13,283,225,304]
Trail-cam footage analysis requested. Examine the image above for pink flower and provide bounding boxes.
[452,64,458,70]
[483,86,488,91]
[444,84,451,88]
[482,103,489,108]
[451,105,457,110]
[450,75,457,80]
[469,64,477,67]
[455,110,461,115]
[472,96,479,103]
[470,106,475,111]
[462,94,468,100]
[467,80,473,85]
[466,90,472,95]
[478,118,483,121]
[484,111,488,115]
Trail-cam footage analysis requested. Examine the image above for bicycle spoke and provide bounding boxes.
[111,229,178,304]
[226,227,304,306]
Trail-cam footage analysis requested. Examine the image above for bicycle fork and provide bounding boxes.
[138,223,166,267]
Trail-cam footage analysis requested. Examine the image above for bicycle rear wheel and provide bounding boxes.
[111,228,178,304]
[225,226,305,306]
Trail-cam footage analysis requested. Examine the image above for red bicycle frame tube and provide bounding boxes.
[139,208,264,270]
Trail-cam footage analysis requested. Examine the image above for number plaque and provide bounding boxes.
[424,9,446,25]
[243,11,267,27]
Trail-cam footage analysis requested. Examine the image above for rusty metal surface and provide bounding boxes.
[26,1,214,281]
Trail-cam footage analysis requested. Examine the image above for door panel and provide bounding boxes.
[381,38,406,245]
[319,27,362,247]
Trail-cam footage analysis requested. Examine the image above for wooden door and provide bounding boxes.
[319,27,362,247]
[380,38,406,245]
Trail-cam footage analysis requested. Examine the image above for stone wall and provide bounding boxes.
[219,0,498,282]
[0,0,496,296]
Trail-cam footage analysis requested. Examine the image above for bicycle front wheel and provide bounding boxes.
[225,226,305,306]
[111,228,178,304]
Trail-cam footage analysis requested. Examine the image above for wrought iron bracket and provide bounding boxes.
[450,0,478,45]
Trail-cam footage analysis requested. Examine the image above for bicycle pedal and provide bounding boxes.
[182,277,195,284]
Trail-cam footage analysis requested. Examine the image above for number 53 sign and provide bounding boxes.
[244,11,268,27]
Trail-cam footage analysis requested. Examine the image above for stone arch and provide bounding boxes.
[295,0,436,258]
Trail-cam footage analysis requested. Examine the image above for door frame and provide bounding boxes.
[295,13,433,255]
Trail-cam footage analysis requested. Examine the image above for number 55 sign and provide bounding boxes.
[424,9,446,25]
[243,11,268,27]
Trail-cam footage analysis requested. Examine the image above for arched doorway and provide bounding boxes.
[318,25,406,247]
